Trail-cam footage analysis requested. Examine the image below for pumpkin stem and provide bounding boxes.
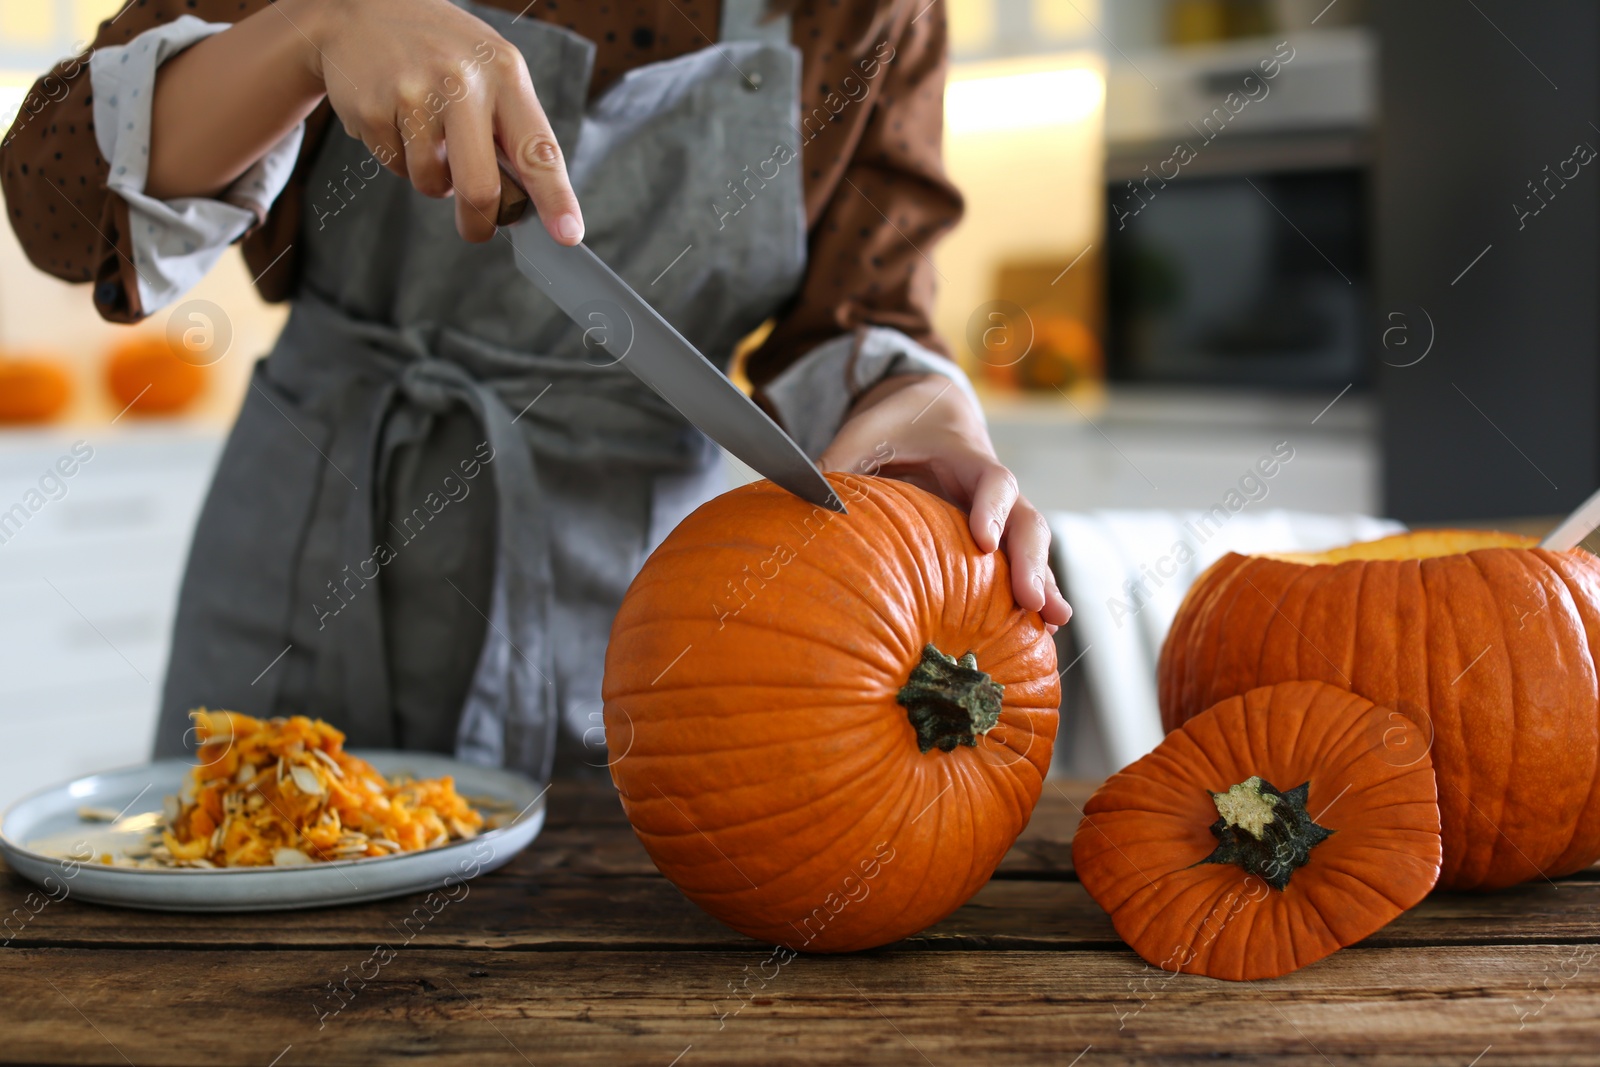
[1199,776,1333,891]
[896,644,1004,754]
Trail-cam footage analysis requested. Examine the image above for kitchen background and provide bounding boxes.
[0,0,1592,806]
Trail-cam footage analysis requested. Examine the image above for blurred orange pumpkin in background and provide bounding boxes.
[1017,313,1103,392]
[105,336,206,416]
[0,356,73,423]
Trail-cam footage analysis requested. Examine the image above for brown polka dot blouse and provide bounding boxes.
[0,0,963,385]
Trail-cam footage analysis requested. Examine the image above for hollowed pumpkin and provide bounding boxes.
[0,357,72,423]
[1159,529,1600,891]
[602,474,1059,952]
[1075,680,1442,981]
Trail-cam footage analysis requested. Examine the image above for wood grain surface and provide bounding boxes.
[2,779,1596,1066]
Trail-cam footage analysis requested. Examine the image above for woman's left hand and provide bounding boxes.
[820,374,1072,632]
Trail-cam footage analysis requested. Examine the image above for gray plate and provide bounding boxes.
[0,751,546,912]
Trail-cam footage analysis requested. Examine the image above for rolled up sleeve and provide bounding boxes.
[92,15,303,316]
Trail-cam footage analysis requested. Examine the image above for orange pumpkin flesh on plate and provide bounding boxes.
[1075,680,1442,981]
[602,474,1059,952]
[0,357,73,423]
[1159,530,1600,891]
[106,337,206,415]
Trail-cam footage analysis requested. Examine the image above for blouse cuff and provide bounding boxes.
[758,326,984,460]
[91,15,305,315]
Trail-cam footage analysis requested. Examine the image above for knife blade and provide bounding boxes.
[505,208,845,514]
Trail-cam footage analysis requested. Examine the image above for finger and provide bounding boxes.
[1040,570,1072,627]
[967,462,1020,553]
[1003,501,1054,613]
[398,108,452,200]
[493,52,584,244]
[441,100,502,243]
[347,118,407,182]
[1009,500,1072,626]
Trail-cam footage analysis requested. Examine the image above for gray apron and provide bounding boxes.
[154,0,806,784]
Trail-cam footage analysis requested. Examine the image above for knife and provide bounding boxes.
[1541,485,1600,551]
[496,171,845,514]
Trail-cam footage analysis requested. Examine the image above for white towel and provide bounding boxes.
[1049,508,1405,771]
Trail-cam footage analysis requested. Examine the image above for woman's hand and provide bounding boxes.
[147,0,581,246]
[302,0,581,243]
[820,374,1072,631]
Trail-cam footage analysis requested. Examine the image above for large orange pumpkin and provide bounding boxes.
[602,474,1059,952]
[105,337,206,415]
[1075,680,1442,981]
[0,357,73,423]
[1159,530,1600,891]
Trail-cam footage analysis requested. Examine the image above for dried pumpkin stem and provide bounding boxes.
[1200,775,1333,891]
[896,644,1004,754]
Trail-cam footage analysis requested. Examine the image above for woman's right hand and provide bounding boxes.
[146,0,580,246]
[300,0,582,244]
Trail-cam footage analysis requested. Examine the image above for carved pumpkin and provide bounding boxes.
[1159,530,1600,891]
[105,337,206,415]
[1075,680,1442,981]
[602,474,1059,952]
[0,357,72,423]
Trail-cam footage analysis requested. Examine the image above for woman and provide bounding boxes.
[2,0,1070,781]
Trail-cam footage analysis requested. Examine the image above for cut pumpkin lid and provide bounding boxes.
[1073,680,1442,981]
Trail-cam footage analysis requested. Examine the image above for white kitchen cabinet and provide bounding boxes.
[0,427,222,810]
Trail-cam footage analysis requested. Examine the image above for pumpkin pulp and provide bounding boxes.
[1201,775,1333,891]
[897,644,1004,753]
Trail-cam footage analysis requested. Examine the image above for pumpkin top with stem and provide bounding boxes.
[896,644,1004,753]
[1201,776,1333,892]
[1074,680,1442,981]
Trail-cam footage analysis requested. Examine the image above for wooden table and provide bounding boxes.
[3,779,1598,1065]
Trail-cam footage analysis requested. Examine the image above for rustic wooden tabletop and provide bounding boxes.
[1,778,1597,1065]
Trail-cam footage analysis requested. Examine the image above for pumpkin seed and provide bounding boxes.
[312,749,345,777]
[289,764,325,796]
[272,847,313,867]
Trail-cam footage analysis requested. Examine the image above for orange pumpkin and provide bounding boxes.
[602,474,1059,952]
[105,337,206,415]
[1075,680,1442,981]
[1159,530,1600,891]
[0,357,72,423]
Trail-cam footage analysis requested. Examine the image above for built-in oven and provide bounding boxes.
[1101,27,1376,390]
[1105,165,1368,389]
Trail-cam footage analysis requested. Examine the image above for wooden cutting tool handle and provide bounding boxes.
[496,158,532,227]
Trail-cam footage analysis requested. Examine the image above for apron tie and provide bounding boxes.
[280,296,562,782]
[397,357,472,413]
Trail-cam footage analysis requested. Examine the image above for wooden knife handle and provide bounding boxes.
[496,157,531,227]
